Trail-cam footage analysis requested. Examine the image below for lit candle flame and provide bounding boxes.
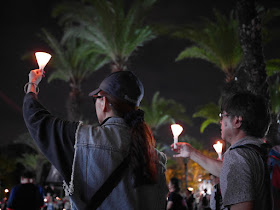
[213,141,223,160]
[35,52,51,71]
[171,124,183,149]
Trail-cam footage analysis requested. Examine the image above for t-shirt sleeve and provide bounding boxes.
[220,149,254,207]
[168,192,174,202]
[23,93,80,182]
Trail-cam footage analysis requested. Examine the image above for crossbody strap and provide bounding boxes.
[87,155,130,210]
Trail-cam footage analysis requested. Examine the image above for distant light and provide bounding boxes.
[44,198,48,203]
[188,187,193,191]
[4,189,9,193]
[198,178,202,182]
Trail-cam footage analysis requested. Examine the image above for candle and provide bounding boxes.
[213,141,223,160]
[35,52,52,71]
[171,124,183,149]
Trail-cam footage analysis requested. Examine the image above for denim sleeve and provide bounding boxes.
[23,93,79,182]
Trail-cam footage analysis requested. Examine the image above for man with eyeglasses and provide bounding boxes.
[173,92,272,210]
[23,69,168,209]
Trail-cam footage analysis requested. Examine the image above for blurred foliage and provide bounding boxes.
[41,29,109,84]
[193,102,220,133]
[175,9,242,82]
[14,133,49,183]
[53,0,156,71]
[141,91,192,135]
[165,135,217,192]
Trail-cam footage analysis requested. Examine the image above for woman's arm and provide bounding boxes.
[23,69,79,182]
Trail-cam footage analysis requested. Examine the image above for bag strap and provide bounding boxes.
[87,155,130,210]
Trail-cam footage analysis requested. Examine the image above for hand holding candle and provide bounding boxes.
[171,124,183,149]
[35,52,52,71]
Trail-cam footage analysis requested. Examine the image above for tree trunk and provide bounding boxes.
[235,0,268,98]
[67,83,82,121]
[184,158,189,189]
[111,57,127,72]
[234,0,279,145]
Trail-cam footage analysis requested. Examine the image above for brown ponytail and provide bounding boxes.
[102,91,158,187]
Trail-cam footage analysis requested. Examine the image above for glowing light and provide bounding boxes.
[188,187,193,191]
[171,124,183,149]
[44,198,48,203]
[35,52,51,71]
[4,189,9,193]
[213,141,223,160]
[198,178,202,182]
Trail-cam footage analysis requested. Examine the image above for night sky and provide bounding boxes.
[1,0,280,150]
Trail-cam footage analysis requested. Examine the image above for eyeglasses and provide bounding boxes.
[92,95,104,103]
[219,113,230,120]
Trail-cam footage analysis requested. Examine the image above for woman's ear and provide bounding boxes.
[100,96,106,112]
[102,96,111,112]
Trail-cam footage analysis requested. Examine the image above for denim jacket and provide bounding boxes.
[63,117,168,210]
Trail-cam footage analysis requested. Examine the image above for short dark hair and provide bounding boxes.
[221,92,271,138]
[22,170,36,179]
[170,177,180,192]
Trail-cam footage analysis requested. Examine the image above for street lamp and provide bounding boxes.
[171,124,183,149]
[213,141,223,160]
[35,52,52,71]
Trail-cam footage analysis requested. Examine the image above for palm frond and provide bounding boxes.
[176,46,219,66]
[266,59,280,76]
[41,29,109,84]
[193,102,220,133]
[176,9,242,77]
[54,0,156,70]
[141,91,191,132]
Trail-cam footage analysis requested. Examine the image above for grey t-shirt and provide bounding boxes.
[220,136,271,209]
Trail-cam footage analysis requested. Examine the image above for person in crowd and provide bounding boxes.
[185,189,194,210]
[167,177,187,210]
[200,189,210,210]
[23,69,168,209]
[7,170,45,210]
[172,91,272,210]
[209,174,223,210]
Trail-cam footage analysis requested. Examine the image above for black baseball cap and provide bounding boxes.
[89,71,144,106]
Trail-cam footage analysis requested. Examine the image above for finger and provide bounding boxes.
[173,154,182,158]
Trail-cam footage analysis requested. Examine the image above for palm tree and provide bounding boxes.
[42,29,109,121]
[53,0,156,72]
[14,133,49,183]
[140,91,191,138]
[176,7,280,133]
[266,58,280,116]
[176,9,242,83]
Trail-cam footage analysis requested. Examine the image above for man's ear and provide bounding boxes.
[233,116,243,129]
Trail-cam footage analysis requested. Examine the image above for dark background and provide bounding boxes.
[1,0,280,150]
